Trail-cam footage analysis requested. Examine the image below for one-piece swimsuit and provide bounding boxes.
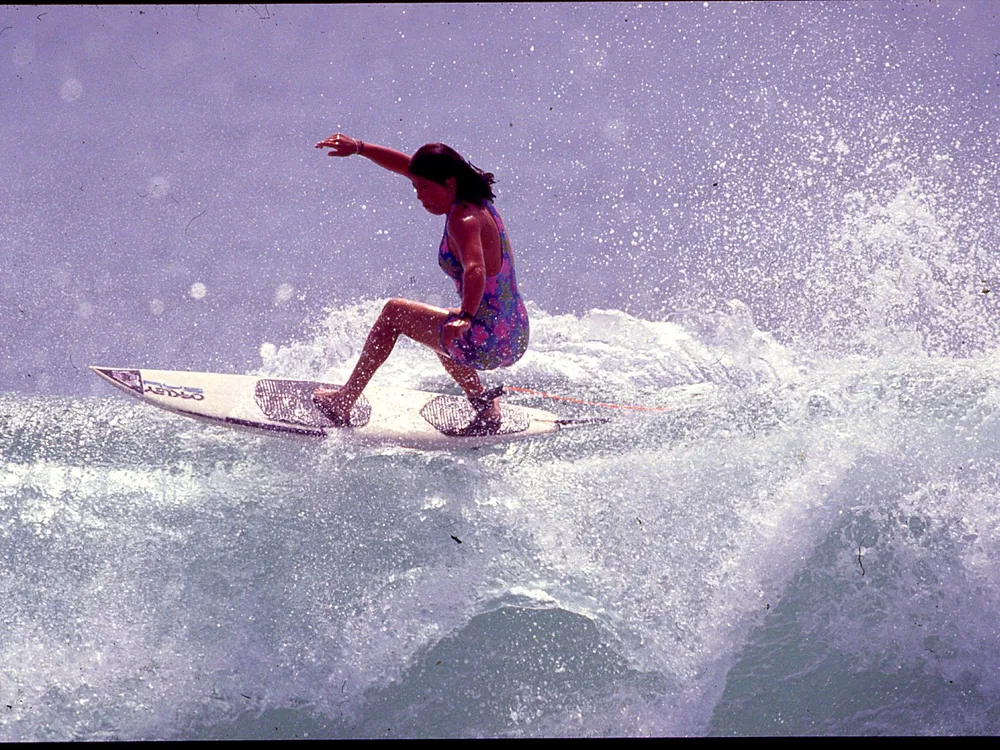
[437,201,530,370]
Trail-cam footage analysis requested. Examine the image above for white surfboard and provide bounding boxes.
[90,366,590,449]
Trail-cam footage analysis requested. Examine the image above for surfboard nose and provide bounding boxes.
[90,366,144,394]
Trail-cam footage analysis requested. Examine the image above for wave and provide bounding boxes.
[4,303,1000,737]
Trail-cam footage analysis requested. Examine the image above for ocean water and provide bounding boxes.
[4,1,1000,739]
[4,293,1000,738]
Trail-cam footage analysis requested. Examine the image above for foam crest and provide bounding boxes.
[257,300,802,406]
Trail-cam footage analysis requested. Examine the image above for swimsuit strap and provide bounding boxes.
[440,200,513,283]
[481,201,511,265]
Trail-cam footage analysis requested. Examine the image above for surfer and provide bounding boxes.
[311,135,530,434]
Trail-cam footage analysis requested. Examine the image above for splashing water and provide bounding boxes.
[3,2,1000,739]
[4,294,1000,737]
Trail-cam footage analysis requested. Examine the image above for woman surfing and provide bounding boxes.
[311,135,530,436]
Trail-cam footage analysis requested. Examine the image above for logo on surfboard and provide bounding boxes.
[143,380,205,401]
[95,368,205,401]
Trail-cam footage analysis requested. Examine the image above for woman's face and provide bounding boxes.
[410,175,456,215]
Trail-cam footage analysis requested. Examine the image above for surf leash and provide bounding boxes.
[503,385,674,414]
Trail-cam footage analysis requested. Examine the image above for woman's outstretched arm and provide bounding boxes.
[315,133,411,176]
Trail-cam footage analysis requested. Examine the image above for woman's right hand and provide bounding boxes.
[315,133,360,157]
[441,316,472,350]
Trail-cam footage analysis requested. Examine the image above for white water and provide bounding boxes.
[4,290,1000,737]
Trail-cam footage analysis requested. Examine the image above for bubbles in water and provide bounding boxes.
[60,78,84,102]
[189,283,207,300]
[259,342,277,360]
[149,299,165,316]
[273,283,295,306]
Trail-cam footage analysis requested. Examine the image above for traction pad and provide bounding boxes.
[419,395,530,437]
[255,379,372,428]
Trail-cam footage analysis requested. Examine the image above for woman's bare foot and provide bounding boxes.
[461,385,504,435]
[478,400,501,422]
[312,387,355,427]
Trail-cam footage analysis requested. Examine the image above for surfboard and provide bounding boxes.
[89,366,586,449]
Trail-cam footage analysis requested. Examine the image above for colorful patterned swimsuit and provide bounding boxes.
[438,201,530,371]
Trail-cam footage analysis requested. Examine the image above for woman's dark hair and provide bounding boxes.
[409,143,496,204]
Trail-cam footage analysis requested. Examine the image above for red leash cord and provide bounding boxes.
[505,386,673,413]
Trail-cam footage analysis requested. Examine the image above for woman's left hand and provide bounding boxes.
[441,317,471,349]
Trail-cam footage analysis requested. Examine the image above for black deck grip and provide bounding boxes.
[255,379,372,428]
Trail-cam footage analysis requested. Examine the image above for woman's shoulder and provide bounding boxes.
[447,201,494,232]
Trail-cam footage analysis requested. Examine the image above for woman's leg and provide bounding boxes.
[314,298,448,420]
[314,297,502,426]
[435,353,501,422]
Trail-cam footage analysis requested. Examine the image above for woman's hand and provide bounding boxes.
[315,133,361,157]
[441,316,471,349]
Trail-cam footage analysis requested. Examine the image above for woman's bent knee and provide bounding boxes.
[378,298,409,326]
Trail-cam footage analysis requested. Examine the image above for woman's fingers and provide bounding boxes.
[315,133,356,156]
[441,319,470,348]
